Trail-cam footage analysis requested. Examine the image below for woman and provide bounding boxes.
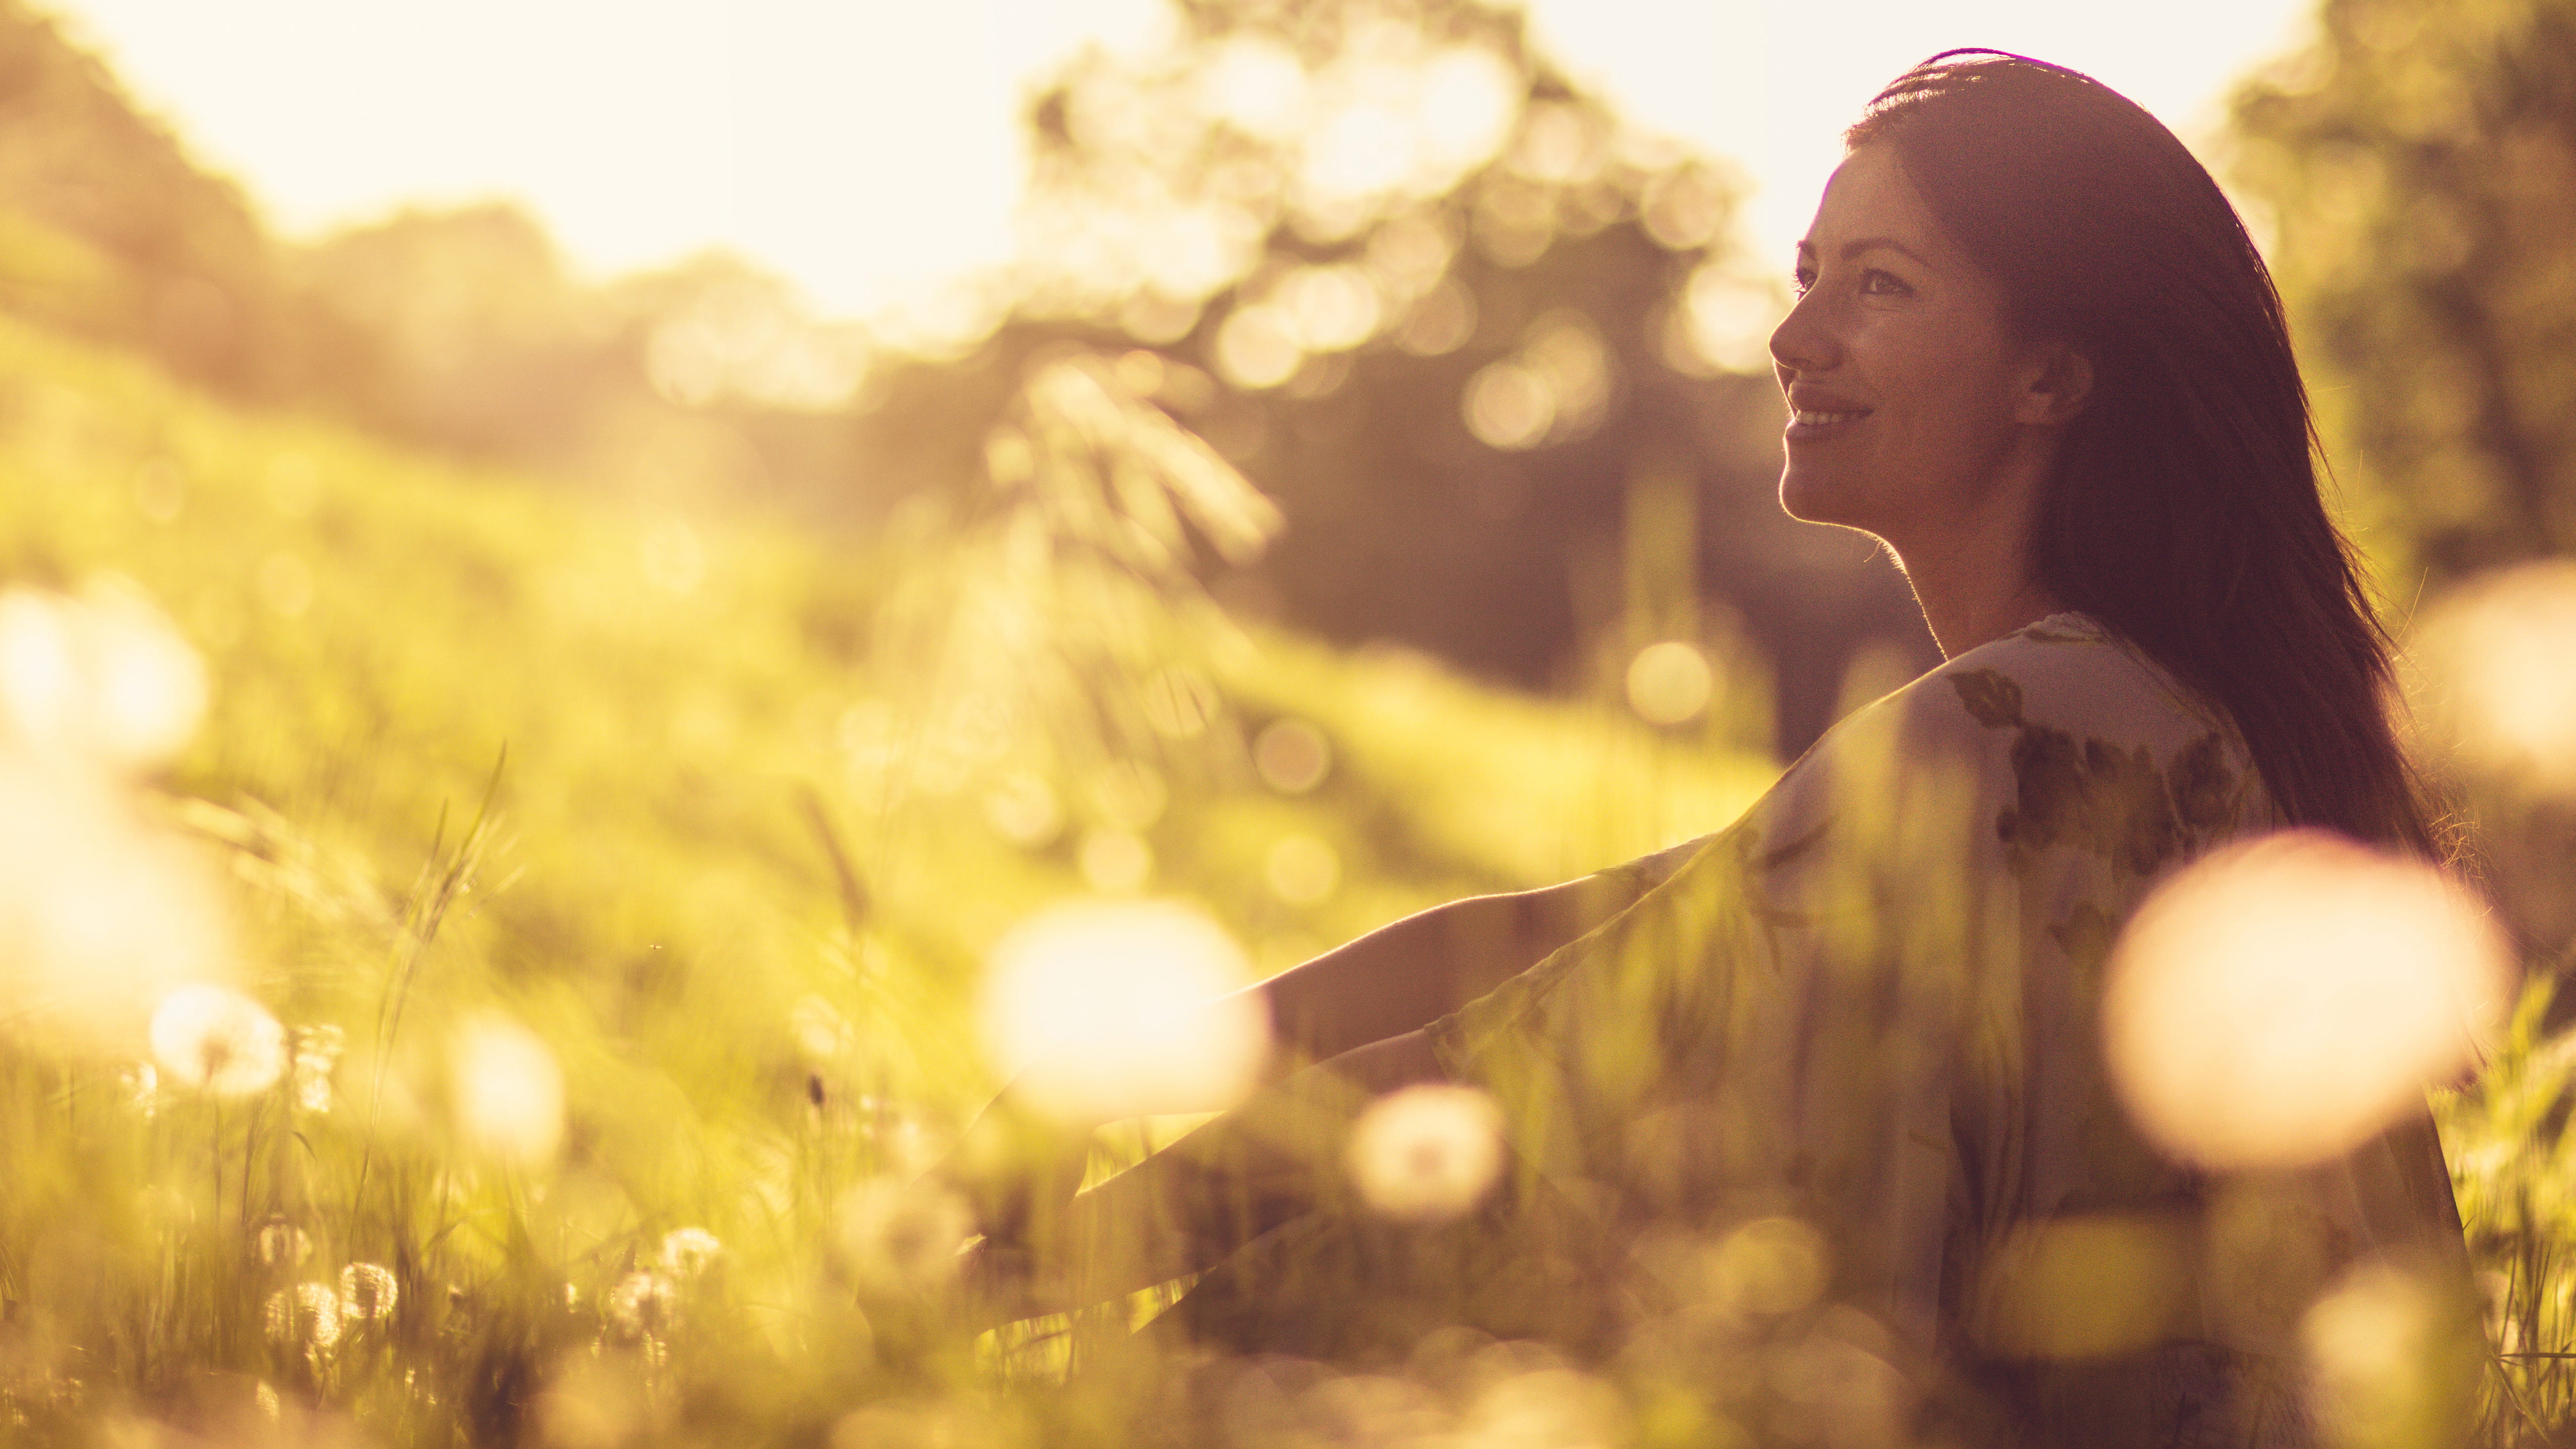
[951,52,2470,1442]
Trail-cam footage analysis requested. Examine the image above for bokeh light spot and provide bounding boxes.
[2103,830,2511,1169]
[2413,560,2576,796]
[1253,717,1332,793]
[978,898,1266,1123]
[1264,833,1342,905]
[1626,640,1713,725]
[1462,361,1554,450]
[1345,1082,1503,1222]
[450,1016,568,1165]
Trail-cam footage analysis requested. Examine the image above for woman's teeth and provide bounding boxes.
[1794,409,1869,425]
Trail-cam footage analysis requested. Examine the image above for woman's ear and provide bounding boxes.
[2016,345,2095,427]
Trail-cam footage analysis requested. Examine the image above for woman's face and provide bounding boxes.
[1768,144,2065,553]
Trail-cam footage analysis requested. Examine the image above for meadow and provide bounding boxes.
[0,312,1808,1444]
[0,255,2568,1446]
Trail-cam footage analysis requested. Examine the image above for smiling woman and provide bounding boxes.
[949,52,2480,1447]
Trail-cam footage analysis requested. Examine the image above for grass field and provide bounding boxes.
[0,315,1816,1443]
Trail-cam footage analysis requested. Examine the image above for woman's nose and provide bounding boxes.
[1768,292,1837,376]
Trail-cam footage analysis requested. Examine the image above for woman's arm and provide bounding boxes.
[936,871,1648,1242]
[964,1030,1448,1321]
[1248,872,1645,1069]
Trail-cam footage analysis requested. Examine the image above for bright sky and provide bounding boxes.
[51,0,2318,322]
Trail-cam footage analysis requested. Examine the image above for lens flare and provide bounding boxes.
[149,985,286,1097]
[2102,830,2511,1170]
[977,898,1266,1124]
[1345,1083,1503,1222]
[450,1017,567,1165]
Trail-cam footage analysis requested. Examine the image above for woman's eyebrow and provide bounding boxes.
[1838,236,1932,267]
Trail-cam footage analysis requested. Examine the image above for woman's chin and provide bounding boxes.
[1777,470,1864,529]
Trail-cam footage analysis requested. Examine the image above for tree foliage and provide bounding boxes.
[2232,0,2576,582]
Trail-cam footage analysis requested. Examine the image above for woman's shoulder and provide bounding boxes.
[1863,611,2238,763]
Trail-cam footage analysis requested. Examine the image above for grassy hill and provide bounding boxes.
[0,312,1778,1439]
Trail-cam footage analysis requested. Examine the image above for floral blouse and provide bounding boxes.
[1423,613,2467,1445]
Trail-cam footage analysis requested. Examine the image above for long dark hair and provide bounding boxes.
[1846,51,2433,854]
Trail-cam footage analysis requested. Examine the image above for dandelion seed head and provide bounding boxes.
[449,1016,566,1165]
[2103,830,2512,1169]
[339,1262,397,1320]
[978,898,1267,1123]
[291,1024,343,1113]
[264,1281,342,1351]
[255,1218,311,1268]
[832,1178,970,1291]
[604,1270,677,1339]
[150,985,285,1097]
[1346,1083,1504,1222]
[658,1227,722,1279]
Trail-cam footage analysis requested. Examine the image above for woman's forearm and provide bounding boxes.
[1013,1031,1448,1312]
[1248,874,1637,1070]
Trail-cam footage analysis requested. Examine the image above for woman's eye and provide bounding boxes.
[1861,268,1913,297]
[1791,267,1816,296]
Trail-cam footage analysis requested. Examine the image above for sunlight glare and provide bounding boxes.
[2102,830,2511,1169]
[978,898,1266,1123]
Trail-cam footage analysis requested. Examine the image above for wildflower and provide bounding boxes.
[149,984,285,1097]
[1345,1083,1504,1222]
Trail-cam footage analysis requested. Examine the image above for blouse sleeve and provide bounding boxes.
[1421,686,2009,1339]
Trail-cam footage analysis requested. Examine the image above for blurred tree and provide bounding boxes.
[845,0,1934,758]
[0,0,374,407]
[2232,0,2576,584]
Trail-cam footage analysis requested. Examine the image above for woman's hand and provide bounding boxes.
[927,1087,1093,1250]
